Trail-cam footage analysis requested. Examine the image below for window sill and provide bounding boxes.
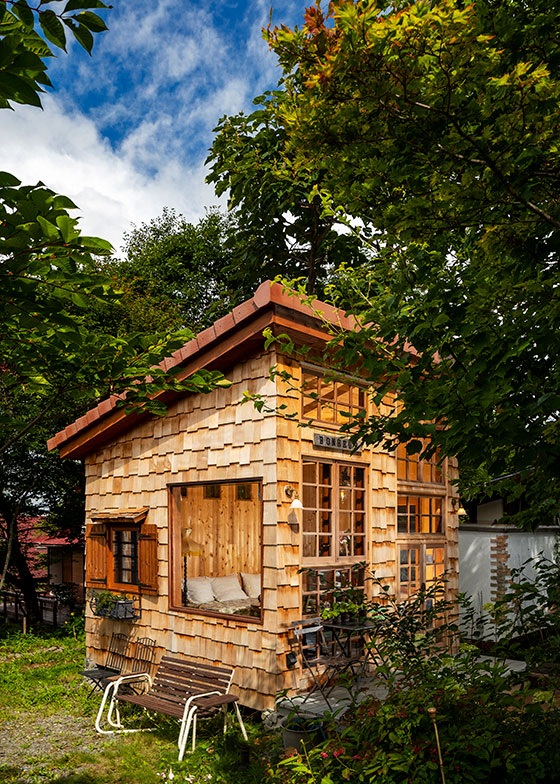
[397,480,446,491]
[169,603,263,625]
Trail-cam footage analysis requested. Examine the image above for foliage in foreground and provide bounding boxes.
[270,685,560,784]
[0,1,231,622]
[269,573,560,783]
[4,565,560,784]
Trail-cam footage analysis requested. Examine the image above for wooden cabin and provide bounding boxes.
[48,281,459,711]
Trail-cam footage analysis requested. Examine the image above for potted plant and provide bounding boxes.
[280,714,326,752]
[320,604,343,623]
[332,581,368,623]
[275,691,327,752]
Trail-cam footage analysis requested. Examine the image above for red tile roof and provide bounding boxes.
[47,281,356,459]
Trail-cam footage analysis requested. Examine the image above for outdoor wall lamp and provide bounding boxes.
[284,486,302,532]
[451,497,467,516]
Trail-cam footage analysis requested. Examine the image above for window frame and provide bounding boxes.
[396,441,444,485]
[397,542,446,602]
[397,493,445,536]
[301,368,367,427]
[109,525,140,591]
[85,518,158,596]
[301,564,366,618]
[167,478,264,624]
[301,457,368,567]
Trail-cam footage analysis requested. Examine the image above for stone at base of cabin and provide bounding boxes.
[262,709,279,729]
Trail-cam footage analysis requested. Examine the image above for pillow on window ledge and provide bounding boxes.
[211,573,248,602]
[187,576,215,604]
[241,572,261,599]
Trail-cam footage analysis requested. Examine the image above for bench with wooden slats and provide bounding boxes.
[95,654,247,759]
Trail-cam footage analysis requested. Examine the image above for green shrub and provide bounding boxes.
[267,573,560,783]
[269,684,560,784]
[488,556,560,671]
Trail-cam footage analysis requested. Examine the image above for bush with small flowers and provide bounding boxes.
[266,575,560,783]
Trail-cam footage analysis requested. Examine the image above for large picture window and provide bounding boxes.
[302,370,366,425]
[302,460,366,561]
[169,480,262,620]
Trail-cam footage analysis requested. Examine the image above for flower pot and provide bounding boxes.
[110,600,136,620]
[91,594,137,620]
[280,716,325,752]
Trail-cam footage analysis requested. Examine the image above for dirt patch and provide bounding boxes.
[0,711,118,782]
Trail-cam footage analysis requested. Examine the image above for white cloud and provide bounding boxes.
[0,97,222,251]
[0,0,302,251]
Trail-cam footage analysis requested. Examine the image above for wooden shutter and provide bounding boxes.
[138,524,158,595]
[85,523,108,588]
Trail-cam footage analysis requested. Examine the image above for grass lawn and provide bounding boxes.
[0,621,279,784]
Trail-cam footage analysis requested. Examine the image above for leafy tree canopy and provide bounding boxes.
[206,87,369,295]
[0,1,228,612]
[102,208,236,333]
[257,0,560,528]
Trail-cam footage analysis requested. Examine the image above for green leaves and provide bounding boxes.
[75,11,107,33]
[11,1,34,29]
[64,0,110,12]
[250,0,560,527]
[0,171,20,186]
[0,0,232,463]
[63,19,93,54]
[39,10,66,50]
[206,89,369,296]
[0,2,109,109]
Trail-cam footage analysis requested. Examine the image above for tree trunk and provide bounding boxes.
[0,508,41,625]
[11,531,41,625]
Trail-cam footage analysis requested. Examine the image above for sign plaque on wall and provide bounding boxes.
[313,432,361,454]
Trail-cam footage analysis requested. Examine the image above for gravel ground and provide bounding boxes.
[0,711,118,782]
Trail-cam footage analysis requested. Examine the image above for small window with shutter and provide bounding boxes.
[85,510,158,595]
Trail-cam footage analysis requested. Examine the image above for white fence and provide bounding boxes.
[458,524,559,638]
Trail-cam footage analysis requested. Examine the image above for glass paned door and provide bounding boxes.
[302,460,367,562]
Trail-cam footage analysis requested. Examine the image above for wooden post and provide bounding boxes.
[428,707,446,784]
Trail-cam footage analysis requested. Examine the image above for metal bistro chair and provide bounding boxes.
[100,636,157,694]
[291,618,357,711]
[80,632,131,696]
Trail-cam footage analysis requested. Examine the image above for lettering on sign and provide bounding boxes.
[313,432,360,453]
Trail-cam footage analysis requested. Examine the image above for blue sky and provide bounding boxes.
[0,0,303,250]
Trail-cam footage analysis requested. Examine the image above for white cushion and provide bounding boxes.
[211,573,248,602]
[187,576,215,604]
[241,572,261,599]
